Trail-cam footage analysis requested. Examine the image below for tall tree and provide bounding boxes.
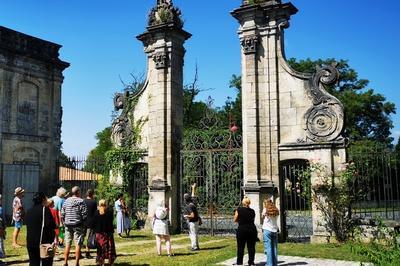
[84,127,112,174]
[395,137,400,158]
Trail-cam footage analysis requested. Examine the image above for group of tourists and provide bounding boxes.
[7,186,118,266]
[1,182,279,266]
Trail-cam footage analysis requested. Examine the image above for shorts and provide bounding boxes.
[14,220,23,229]
[64,226,85,247]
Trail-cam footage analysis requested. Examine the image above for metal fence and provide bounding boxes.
[349,150,400,221]
[57,157,101,193]
[280,160,313,242]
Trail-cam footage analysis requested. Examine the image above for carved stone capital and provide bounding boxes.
[153,52,169,69]
[241,35,259,55]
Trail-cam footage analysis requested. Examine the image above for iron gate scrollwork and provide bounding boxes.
[180,105,243,235]
[128,163,149,229]
[280,159,312,242]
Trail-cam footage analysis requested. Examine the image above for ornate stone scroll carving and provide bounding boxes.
[153,52,168,69]
[241,35,259,54]
[111,116,131,147]
[304,64,344,142]
[148,0,183,28]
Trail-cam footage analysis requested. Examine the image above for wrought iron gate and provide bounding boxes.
[280,159,312,242]
[128,163,148,228]
[180,109,243,235]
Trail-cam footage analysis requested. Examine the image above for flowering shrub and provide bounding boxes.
[300,159,365,242]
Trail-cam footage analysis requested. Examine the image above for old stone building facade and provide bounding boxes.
[0,26,69,215]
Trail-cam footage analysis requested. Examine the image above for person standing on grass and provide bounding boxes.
[234,197,258,266]
[25,192,57,266]
[61,186,87,266]
[120,197,131,237]
[12,187,25,248]
[52,187,67,248]
[91,199,116,266]
[183,183,200,251]
[115,194,128,238]
[46,199,61,261]
[152,201,173,256]
[83,189,97,259]
[262,199,279,266]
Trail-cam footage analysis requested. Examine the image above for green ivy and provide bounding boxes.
[101,83,148,210]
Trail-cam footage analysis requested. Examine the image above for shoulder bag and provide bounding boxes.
[39,207,55,259]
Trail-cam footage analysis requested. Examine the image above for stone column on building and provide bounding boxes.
[232,0,298,228]
[137,0,191,232]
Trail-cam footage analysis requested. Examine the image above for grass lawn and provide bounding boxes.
[2,227,370,265]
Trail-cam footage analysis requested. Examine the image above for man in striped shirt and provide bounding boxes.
[61,186,87,266]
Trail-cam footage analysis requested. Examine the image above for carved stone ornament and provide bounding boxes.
[242,0,281,6]
[241,35,259,54]
[111,116,131,147]
[153,52,168,69]
[148,0,183,28]
[304,64,345,142]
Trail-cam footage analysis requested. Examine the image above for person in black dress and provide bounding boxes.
[234,197,258,266]
[25,192,56,266]
[91,199,116,266]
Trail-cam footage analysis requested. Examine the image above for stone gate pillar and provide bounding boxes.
[232,1,347,242]
[137,0,191,232]
[232,0,298,229]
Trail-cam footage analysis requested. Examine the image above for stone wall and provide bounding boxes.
[0,26,69,193]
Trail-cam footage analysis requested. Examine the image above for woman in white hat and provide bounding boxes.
[152,201,173,256]
[12,187,25,248]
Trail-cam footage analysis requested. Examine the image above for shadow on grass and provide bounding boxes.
[119,235,150,240]
[278,262,308,266]
[114,262,150,266]
[197,245,228,251]
[168,253,195,257]
[5,259,29,265]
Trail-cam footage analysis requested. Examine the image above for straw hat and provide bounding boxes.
[14,187,25,196]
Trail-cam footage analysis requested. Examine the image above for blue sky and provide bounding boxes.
[1,0,399,157]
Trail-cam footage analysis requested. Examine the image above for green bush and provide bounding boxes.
[352,219,400,265]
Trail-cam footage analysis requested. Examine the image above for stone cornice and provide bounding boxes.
[231,1,298,23]
[2,132,51,143]
[136,23,191,47]
[0,26,70,70]
[279,139,347,151]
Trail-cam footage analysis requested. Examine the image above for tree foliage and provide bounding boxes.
[84,127,112,174]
